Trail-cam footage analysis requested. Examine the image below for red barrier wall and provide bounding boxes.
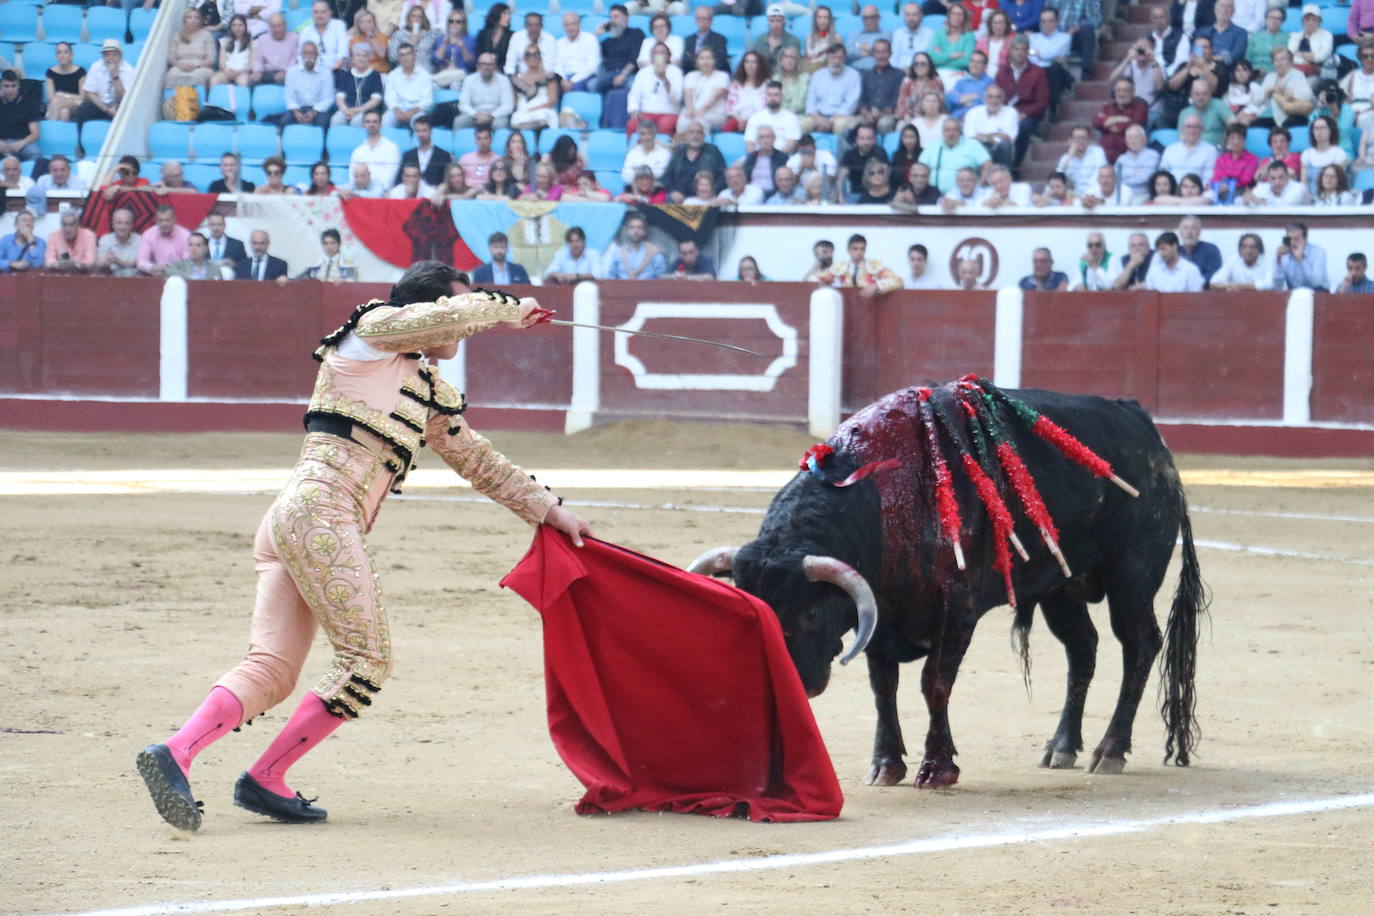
[1311,293,1374,425]
[596,281,814,422]
[463,284,574,411]
[1022,291,1289,420]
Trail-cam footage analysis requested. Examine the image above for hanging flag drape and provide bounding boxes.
[501,528,844,823]
[339,197,480,269]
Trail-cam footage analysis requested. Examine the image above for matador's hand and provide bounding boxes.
[543,504,592,547]
[509,297,556,329]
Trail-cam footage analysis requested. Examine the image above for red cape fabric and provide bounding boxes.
[340,197,480,269]
[79,190,216,235]
[500,528,843,823]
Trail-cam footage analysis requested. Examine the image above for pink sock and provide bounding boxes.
[165,686,244,776]
[246,693,344,799]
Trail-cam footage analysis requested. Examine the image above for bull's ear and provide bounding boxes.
[687,546,738,578]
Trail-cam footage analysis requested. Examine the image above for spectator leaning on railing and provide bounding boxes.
[1144,231,1204,293]
[97,208,141,277]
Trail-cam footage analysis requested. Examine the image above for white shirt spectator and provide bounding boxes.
[962,103,1020,141]
[555,31,601,84]
[1300,145,1348,178]
[684,68,730,124]
[718,183,764,205]
[1258,68,1313,123]
[891,24,934,69]
[905,270,941,289]
[621,142,672,184]
[1145,255,1204,291]
[627,64,683,116]
[1159,139,1218,184]
[1232,0,1266,33]
[84,59,137,107]
[349,135,403,189]
[384,66,435,114]
[1074,256,1121,291]
[1085,175,1132,206]
[1248,178,1310,205]
[1117,146,1161,201]
[546,244,603,279]
[505,30,557,75]
[299,19,348,69]
[459,71,515,120]
[1213,254,1280,289]
[35,172,88,192]
[387,180,436,198]
[974,182,1033,207]
[745,107,802,147]
[341,177,385,197]
[637,34,684,68]
[1055,145,1109,195]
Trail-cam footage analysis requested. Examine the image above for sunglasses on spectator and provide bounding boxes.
[1088,241,1104,246]
[266,168,283,175]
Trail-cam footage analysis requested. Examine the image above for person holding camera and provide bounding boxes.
[44,209,97,273]
[1276,222,1328,292]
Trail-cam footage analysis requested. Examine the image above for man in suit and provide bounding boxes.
[234,229,290,282]
[682,7,730,74]
[166,232,226,281]
[396,115,451,187]
[471,231,530,284]
[203,213,246,268]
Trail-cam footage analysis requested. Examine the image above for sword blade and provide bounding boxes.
[548,320,765,357]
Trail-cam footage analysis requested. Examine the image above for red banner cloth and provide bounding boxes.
[339,197,480,269]
[501,528,844,823]
[78,190,218,236]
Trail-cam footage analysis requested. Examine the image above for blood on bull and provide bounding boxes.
[691,378,1208,787]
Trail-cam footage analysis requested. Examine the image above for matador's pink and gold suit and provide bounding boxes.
[217,291,559,721]
[137,288,561,830]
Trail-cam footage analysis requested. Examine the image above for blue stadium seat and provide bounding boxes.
[207,84,249,120]
[329,165,350,187]
[80,119,110,155]
[925,14,945,31]
[242,165,267,187]
[281,124,325,164]
[284,7,312,30]
[714,16,747,45]
[129,8,156,40]
[559,0,600,15]
[125,42,145,65]
[882,131,900,155]
[37,120,79,158]
[148,121,194,160]
[283,164,309,188]
[1338,44,1360,62]
[40,6,85,44]
[72,43,103,69]
[433,87,460,104]
[562,90,602,127]
[431,126,454,151]
[23,43,59,75]
[453,126,478,154]
[1289,125,1310,152]
[811,133,836,153]
[1282,9,1302,31]
[628,14,651,33]
[595,170,625,194]
[1150,128,1179,148]
[0,43,11,64]
[0,3,40,42]
[325,124,366,160]
[237,123,279,160]
[586,129,627,169]
[1355,170,1374,191]
[86,7,126,42]
[1245,127,1270,157]
[1321,7,1346,35]
[538,126,579,153]
[383,126,413,150]
[193,123,237,161]
[251,83,286,119]
[670,14,694,34]
[183,162,220,191]
[713,131,746,163]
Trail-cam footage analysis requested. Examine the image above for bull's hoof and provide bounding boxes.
[1039,746,1079,769]
[915,757,960,788]
[1086,751,1127,775]
[866,757,908,787]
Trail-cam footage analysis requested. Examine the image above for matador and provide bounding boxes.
[137,261,591,830]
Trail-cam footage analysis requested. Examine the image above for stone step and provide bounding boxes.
[1060,98,1106,120]
[1074,80,1112,100]
[1116,23,1152,41]
[1018,159,1060,183]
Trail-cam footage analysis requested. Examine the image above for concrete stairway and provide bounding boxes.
[1018,0,1167,184]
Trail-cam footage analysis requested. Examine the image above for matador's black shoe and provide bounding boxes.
[136,743,204,831]
[233,772,328,824]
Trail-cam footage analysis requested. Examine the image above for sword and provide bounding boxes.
[547,320,765,357]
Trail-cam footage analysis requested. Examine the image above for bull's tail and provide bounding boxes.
[1160,492,1210,766]
[1010,601,1033,695]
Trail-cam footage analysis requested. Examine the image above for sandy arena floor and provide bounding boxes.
[1,424,1372,916]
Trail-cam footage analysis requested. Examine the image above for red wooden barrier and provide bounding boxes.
[1311,293,1374,425]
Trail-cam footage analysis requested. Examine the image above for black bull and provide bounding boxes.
[691,386,1207,787]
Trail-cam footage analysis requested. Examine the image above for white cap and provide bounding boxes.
[1301,4,1320,16]
[766,3,785,16]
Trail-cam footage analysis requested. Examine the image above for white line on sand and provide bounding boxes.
[1191,505,1374,525]
[53,793,1374,916]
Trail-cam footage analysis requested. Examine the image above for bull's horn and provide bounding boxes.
[802,556,878,666]
[688,546,738,577]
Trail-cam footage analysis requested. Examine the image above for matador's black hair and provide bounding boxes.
[388,261,470,307]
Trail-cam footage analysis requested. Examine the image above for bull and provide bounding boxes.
[690,382,1206,787]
